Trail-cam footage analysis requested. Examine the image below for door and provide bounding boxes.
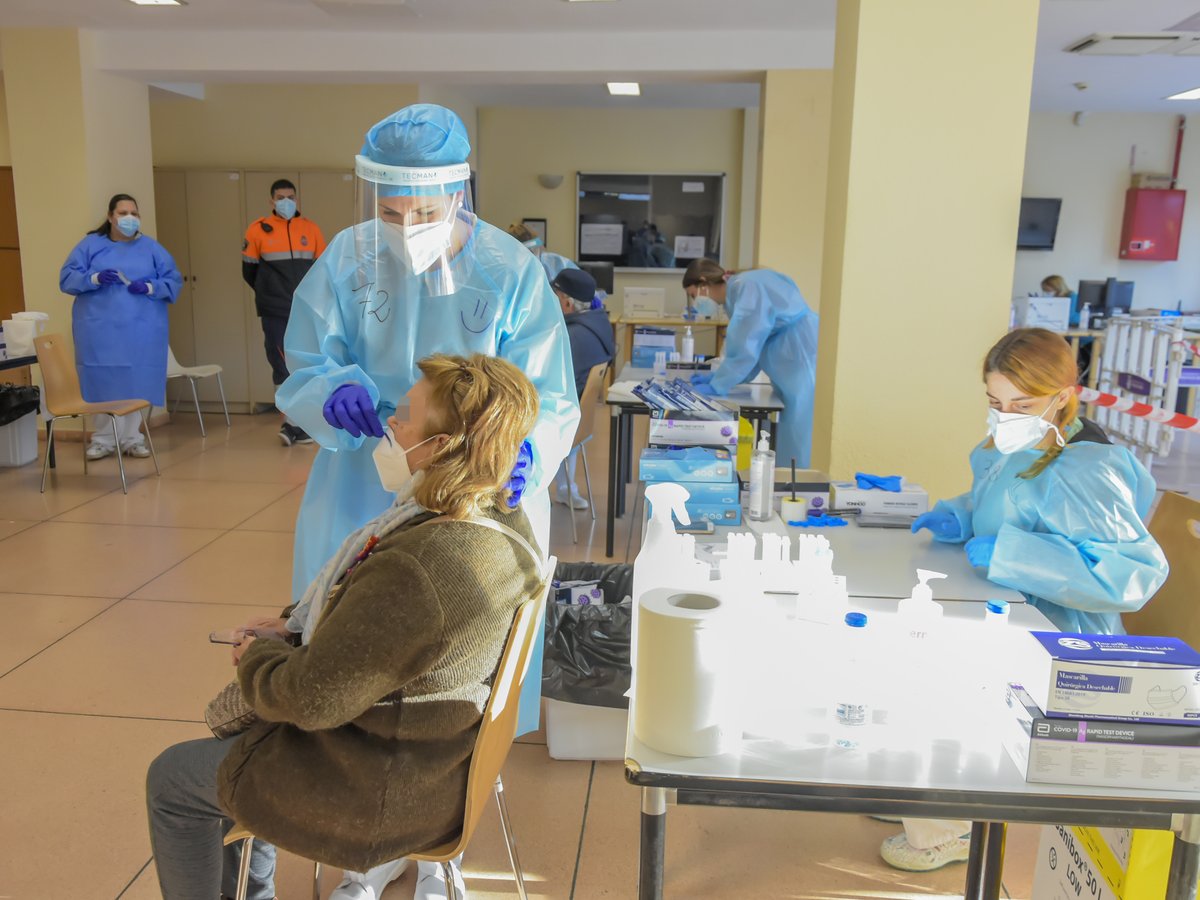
[186,171,251,408]
[153,170,194,403]
[299,170,355,242]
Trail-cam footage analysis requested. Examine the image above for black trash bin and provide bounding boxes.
[542,561,634,759]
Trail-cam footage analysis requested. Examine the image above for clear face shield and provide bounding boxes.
[353,156,477,299]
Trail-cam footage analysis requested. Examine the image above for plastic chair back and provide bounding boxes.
[33,334,86,416]
[1123,492,1200,644]
[166,346,186,378]
[571,363,608,449]
[415,556,556,863]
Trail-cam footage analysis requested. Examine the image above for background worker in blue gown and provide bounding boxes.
[506,221,579,281]
[59,193,183,460]
[682,259,819,467]
[880,327,1170,876]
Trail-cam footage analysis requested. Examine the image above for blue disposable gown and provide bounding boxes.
[933,440,1168,634]
[59,233,183,405]
[537,250,578,282]
[277,219,580,736]
[709,270,819,467]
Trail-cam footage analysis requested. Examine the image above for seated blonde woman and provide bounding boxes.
[146,353,543,900]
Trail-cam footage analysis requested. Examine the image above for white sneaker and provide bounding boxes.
[554,486,589,511]
[415,858,466,900]
[328,859,410,900]
[85,443,113,461]
[879,832,971,872]
[123,443,151,458]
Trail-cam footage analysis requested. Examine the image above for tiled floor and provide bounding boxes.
[4,404,1196,900]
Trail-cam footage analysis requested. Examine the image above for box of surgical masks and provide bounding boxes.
[830,480,928,517]
[639,447,735,483]
[1011,296,1071,332]
[1003,684,1200,791]
[553,579,605,606]
[1023,632,1200,725]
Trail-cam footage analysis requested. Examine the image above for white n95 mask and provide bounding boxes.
[987,403,1065,455]
[372,430,440,493]
[382,204,458,274]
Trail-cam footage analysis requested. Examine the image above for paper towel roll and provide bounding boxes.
[633,588,740,757]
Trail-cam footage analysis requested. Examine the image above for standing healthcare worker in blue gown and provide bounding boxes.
[879,328,1169,875]
[277,105,578,900]
[683,259,819,467]
[59,193,183,460]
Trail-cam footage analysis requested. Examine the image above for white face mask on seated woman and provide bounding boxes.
[372,430,441,492]
[372,380,449,493]
[986,401,1065,455]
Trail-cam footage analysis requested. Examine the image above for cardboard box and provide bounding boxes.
[639,447,735,483]
[1024,632,1200,725]
[647,407,738,448]
[625,287,666,317]
[1012,295,1072,331]
[1032,824,1173,900]
[1003,684,1200,792]
[686,503,742,526]
[545,699,628,761]
[830,480,928,517]
[738,467,831,513]
[630,325,675,368]
[675,481,739,505]
[553,580,605,606]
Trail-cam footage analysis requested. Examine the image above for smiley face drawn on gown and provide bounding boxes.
[461,296,494,334]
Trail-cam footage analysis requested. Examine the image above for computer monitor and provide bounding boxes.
[1104,277,1134,313]
[578,261,615,295]
[1077,280,1106,312]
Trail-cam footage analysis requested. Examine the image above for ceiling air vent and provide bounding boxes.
[1066,33,1189,55]
[312,0,419,16]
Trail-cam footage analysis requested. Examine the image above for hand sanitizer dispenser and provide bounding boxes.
[897,569,946,640]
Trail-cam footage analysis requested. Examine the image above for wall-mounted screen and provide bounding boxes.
[1017,197,1062,250]
[576,172,726,269]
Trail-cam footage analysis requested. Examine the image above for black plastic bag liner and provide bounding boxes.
[0,384,39,426]
[542,561,634,710]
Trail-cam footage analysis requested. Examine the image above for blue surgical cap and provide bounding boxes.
[361,103,471,168]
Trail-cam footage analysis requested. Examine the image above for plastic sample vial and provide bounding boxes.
[984,598,1010,626]
[835,612,870,736]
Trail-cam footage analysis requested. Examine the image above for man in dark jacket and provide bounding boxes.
[550,268,615,509]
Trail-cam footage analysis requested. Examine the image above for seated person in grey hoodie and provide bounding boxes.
[550,268,615,510]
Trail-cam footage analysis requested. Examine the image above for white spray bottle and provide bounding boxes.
[680,326,695,363]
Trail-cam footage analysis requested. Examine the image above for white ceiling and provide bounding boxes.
[0,0,1197,112]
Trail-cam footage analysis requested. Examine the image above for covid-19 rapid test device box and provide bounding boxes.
[1023,632,1200,725]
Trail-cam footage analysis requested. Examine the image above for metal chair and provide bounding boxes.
[1123,491,1200,643]
[167,345,230,438]
[33,333,160,494]
[559,362,608,543]
[223,557,557,900]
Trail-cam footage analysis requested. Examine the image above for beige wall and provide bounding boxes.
[815,0,1038,500]
[1014,112,1200,312]
[0,83,11,167]
[756,70,832,310]
[150,83,420,169]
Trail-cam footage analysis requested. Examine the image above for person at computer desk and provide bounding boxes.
[1040,274,1078,324]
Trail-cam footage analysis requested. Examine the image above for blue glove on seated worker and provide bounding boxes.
[505,440,532,509]
[128,280,152,295]
[911,510,962,541]
[96,269,123,285]
[323,383,384,439]
[855,472,902,492]
[964,535,996,569]
[690,372,713,385]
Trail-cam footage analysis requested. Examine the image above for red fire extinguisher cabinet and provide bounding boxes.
[1119,188,1186,261]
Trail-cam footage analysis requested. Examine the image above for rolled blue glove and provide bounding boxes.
[322,383,384,439]
[911,510,962,541]
[789,513,849,528]
[505,440,532,509]
[691,382,719,397]
[965,535,996,569]
[855,472,902,492]
[690,372,713,385]
[128,280,152,295]
[97,269,123,285]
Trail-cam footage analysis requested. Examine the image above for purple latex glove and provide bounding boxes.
[690,371,713,385]
[97,269,123,285]
[965,535,996,569]
[322,383,384,438]
[911,510,962,541]
[505,440,533,509]
[128,280,152,295]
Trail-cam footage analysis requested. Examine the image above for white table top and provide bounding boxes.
[709,516,1025,605]
[609,365,785,412]
[624,598,1200,813]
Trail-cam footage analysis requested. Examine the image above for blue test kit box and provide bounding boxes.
[1024,632,1200,725]
[639,447,735,483]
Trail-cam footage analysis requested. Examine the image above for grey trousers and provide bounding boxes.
[146,737,277,900]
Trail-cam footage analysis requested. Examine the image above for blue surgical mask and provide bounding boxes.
[274,198,297,220]
[693,296,720,319]
[116,215,140,238]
